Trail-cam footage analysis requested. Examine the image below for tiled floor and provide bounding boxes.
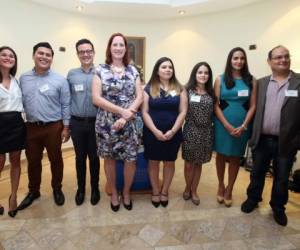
[0,149,300,250]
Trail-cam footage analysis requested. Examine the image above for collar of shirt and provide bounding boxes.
[270,71,291,85]
[32,68,51,76]
[80,65,94,74]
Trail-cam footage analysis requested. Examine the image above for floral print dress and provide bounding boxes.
[95,64,141,161]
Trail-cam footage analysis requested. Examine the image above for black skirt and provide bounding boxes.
[0,112,26,154]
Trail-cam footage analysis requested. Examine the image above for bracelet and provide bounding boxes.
[241,124,247,130]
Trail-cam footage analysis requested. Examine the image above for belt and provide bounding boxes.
[71,116,96,122]
[261,134,279,140]
[28,120,60,126]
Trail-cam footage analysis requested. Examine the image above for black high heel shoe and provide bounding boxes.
[110,194,120,212]
[151,194,160,208]
[110,202,120,212]
[0,205,4,215]
[8,195,18,218]
[160,193,169,207]
[123,199,133,210]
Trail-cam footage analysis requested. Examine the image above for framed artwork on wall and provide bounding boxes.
[126,36,145,83]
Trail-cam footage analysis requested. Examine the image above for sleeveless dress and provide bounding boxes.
[143,85,182,161]
[95,64,141,161]
[182,89,214,164]
[214,75,251,157]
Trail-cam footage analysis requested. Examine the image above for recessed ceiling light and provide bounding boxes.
[178,10,186,15]
[76,5,84,11]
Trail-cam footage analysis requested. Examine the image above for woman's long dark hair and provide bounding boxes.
[186,62,214,98]
[0,46,17,82]
[224,47,252,89]
[147,57,182,98]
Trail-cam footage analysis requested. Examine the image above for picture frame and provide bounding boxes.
[126,36,146,82]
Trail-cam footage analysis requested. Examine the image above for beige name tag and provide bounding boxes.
[39,84,49,93]
[285,90,298,97]
[238,89,249,97]
[169,90,177,97]
[74,84,84,92]
[190,95,201,102]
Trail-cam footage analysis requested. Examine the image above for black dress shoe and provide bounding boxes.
[273,210,288,226]
[75,190,85,206]
[110,202,120,212]
[123,200,133,210]
[241,199,258,213]
[17,192,40,210]
[90,189,100,206]
[53,190,65,206]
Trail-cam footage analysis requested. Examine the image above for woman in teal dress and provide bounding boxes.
[214,47,257,207]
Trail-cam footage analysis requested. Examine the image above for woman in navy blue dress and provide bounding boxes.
[142,57,188,207]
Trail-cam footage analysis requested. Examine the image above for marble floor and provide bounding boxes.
[0,149,300,250]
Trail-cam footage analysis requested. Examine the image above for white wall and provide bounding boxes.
[1,0,300,83]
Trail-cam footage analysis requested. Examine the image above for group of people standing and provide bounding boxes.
[0,33,299,227]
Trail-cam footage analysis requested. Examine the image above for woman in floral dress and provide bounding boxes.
[92,33,143,212]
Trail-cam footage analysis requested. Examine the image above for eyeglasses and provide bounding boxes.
[271,54,291,61]
[77,50,94,56]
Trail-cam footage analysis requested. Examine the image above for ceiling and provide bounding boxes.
[30,0,264,20]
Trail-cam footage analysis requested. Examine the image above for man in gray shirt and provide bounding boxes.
[241,46,300,226]
[18,42,71,210]
[67,39,100,206]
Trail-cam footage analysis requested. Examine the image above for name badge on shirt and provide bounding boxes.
[190,95,201,102]
[74,84,84,92]
[285,90,298,97]
[39,84,49,93]
[238,89,249,97]
[169,90,177,97]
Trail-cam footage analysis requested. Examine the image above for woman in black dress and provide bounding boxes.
[142,57,188,207]
[0,46,25,217]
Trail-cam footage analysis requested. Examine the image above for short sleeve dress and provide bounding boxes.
[143,85,182,161]
[214,75,251,157]
[182,89,214,165]
[95,64,141,162]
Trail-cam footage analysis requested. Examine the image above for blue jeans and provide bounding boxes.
[246,135,294,212]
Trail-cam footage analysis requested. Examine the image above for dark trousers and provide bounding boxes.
[25,121,64,193]
[70,117,100,191]
[246,135,294,212]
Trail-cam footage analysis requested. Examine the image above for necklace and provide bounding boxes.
[111,64,125,75]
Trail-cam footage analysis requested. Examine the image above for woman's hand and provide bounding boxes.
[154,130,167,141]
[224,123,236,135]
[112,118,127,131]
[164,129,175,140]
[231,125,245,137]
[121,108,135,121]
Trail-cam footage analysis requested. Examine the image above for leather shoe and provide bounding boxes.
[75,190,85,206]
[273,210,288,226]
[123,200,133,210]
[90,189,100,206]
[0,206,4,215]
[241,199,258,213]
[111,202,120,212]
[53,190,65,206]
[17,192,40,210]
